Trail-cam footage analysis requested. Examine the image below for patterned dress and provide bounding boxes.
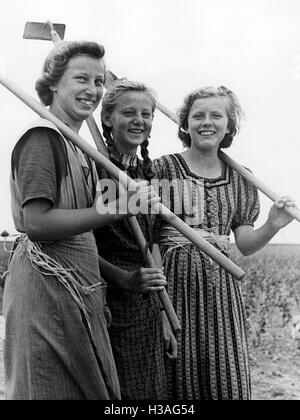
[153,153,260,400]
[94,154,167,400]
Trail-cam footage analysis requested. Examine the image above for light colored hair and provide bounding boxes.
[35,41,105,106]
[101,80,157,180]
[178,86,244,149]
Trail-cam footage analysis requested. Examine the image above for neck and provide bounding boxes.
[115,143,138,157]
[186,145,220,168]
[181,145,223,178]
[49,105,83,133]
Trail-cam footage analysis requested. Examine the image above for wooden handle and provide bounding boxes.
[0,75,245,282]
[128,218,181,333]
[220,152,300,223]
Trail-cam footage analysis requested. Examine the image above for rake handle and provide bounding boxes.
[219,152,300,223]
[0,75,245,282]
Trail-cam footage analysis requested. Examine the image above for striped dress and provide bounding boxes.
[153,153,260,400]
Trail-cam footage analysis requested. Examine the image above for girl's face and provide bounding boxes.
[104,91,154,154]
[51,55,105,129]
[187,97,230,151]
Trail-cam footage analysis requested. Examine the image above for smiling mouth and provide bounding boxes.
[77,98,95,108]
[199,130,216,136]
[128,129,144,135]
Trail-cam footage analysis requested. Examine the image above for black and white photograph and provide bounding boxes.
[1,0,300,403]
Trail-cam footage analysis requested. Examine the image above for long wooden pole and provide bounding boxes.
[0,74,245,284]
[219,152,300,223]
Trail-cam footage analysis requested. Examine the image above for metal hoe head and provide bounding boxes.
[23,22,66,41]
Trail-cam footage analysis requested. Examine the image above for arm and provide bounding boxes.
[24,198,131,242]
[234,196,296,256]
[98,254,167,294]
[24,182,160,242]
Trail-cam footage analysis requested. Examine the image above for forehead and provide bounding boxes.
[115,91,153,109]
[190,96,228,114]
[65,55,105,75]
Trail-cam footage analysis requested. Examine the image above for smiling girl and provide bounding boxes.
[3,42,158,400]
[94,80,177,400]
[153,86,296,400]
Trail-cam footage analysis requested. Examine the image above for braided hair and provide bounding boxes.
[101,80,156,181]
[177,86,244,149]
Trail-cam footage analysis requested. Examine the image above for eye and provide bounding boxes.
[95,79,104,87]
[192,113,205,120]
[142,113,152,119]
[123,111,134,117]
[76,76,87,82]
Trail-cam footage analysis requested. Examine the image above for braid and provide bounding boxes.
[102,123,125,170]
[140,139,154,181]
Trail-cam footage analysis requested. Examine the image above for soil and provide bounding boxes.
[0,314,299,400]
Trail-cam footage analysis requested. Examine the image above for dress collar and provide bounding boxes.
[119,153,139,170]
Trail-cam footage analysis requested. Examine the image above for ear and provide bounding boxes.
[102,114,113,128]
[226,127,230,134]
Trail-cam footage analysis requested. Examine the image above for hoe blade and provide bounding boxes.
[23,22,66,41]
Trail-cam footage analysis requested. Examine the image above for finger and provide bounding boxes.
[143,280,167,289]
[275,200,285,209]
[142,275,167,284]
[145,286,166,293]
[285,200,296,208]
[136,180,149,188]
[142,268,165,275]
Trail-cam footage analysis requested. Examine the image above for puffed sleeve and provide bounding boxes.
[231,169,260,231]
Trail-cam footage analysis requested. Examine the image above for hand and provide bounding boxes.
[267,195,297,230]
[94,180,160,216]
[162,311,178,360]
[125,267,167,294]
[122,181,161,216]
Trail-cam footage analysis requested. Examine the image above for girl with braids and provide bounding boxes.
[94,80,177,400]
[153,86,296,400]
[3,42,160,400]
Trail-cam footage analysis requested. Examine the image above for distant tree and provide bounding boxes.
[0,230,9,237]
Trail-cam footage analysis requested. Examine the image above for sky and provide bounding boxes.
[1,0,300,243]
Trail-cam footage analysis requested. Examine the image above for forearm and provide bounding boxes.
[98,255,129,289]
[235,222,279,256]
[25,204,130,242]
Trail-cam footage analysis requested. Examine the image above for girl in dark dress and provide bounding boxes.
[94,80,177,400]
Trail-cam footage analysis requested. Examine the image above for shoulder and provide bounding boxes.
[12,123,68,176]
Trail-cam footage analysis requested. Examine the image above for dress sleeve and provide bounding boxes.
[11,127,67,208]
[231,170,260,231]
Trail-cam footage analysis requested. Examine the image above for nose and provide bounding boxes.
[133,113,144,125]
[85,81,99,97]
[202,115,213,126]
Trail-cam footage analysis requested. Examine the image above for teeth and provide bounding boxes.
[78,99,94,106]
[129,130,143,134]
[200,131,215,135]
